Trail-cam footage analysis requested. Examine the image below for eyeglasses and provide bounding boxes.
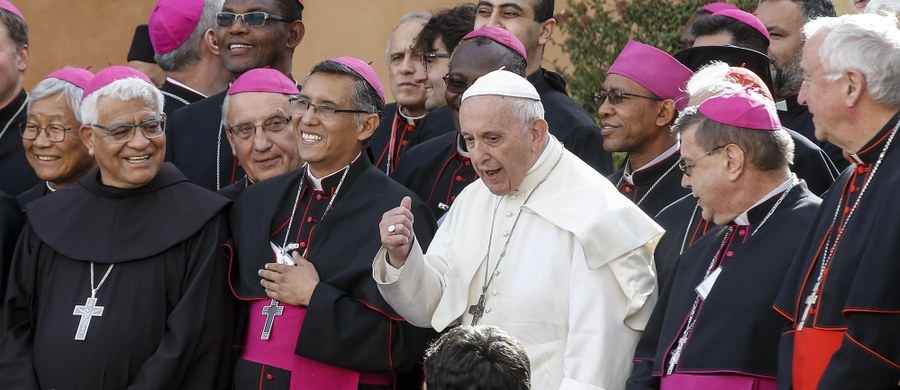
[228,116,291,141]
[294,98,371,120]
[443,74,472,95]
[678,144,729,177]
[20,122,75,142]
[90,117,166,143]
[422,52,451,71]
[592,88,663,106]
[216,12,292,27]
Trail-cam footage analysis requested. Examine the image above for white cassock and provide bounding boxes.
[373,136,664,390]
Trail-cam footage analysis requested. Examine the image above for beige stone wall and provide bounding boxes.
[17,1,848,99]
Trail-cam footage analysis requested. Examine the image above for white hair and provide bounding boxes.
[385,11,431,57]
[803,13,900,106]
[28,76,86,122]
[80,78,165,125]
[865,0,900,15]
[507,96,545,132]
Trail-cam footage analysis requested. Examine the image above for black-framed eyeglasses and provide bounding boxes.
[20,122,75,143]
[422,52,451,72]
[216,12,292,27]
[89,116,166,143]
[443,74,472,95]
[592,88,663,106]
[678,144,729,177]
[227,115,292,141]
[294,98,371,120]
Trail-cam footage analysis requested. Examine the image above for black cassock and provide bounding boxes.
[367,103,453,174]
[628,182,821,389]
[779,96,848,172]
[0,90,38,195]
[0,163,234,389]
[609,152,688,220]
[652,194,719,292]
[0,190,24,312]
[784,127,840,196]
[166,91,244,191]
[391,128,475,221]
[529,68,614,175]
[16,181,48,211]
[229,155,437,389]
[160,79,206,117]
[774,113,900,389]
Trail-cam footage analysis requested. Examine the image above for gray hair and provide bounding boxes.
[221,92,297,128]
[673,104,795,171]
[305,60,384,127]
[385,11,431,58]
[154,0,224,72]
[80,78,165,125]
[28,76,86,122]
[508,96,545,132]
[804,13,900,107]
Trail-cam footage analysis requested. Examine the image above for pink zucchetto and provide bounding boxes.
[702,2,738,13]
[227,67,299,95]
[713,9,770,40]
[82,66,154,100]
[462,26,528,62]
[45,68,94,90]
[699,89,781,131]
[149,0,204,55]
[607,40,694,111]
[0,0,23,21]
[331,56,385,104]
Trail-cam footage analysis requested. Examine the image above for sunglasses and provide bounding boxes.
[592,88,663,105]
[216,12,292,27]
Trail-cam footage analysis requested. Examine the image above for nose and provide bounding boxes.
[127,128,152,148]
[484,10,502,28]
[31,128,55,147]
[400,53,417,75]
[797,82,809,107]
[681,172,692,189]
[253,128,273,151]
[413,62,427,84]
[597,98,614,119]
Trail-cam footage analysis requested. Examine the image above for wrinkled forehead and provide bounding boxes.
[222,0,281,14]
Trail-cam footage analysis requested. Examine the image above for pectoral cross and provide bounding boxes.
[260,299,284,340]
[468,294,486,325]
[797,281,821,331]
[73,297,104,341]
[666,334,689,375]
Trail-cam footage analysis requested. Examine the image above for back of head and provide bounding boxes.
[768,0,837,20]
[153,0,224,73]
[456,35,528,77]
[424,325,531,390]
[691,13,770,53]
[804,13,900,107]
[414,4,476,55]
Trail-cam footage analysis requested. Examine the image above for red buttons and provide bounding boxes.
[464,160,471,167]
[450,195,456,202]
[726,251,734,257]
[299,242,307,248]
[401,140,408,146]
[738,229,746,237]
[856,165,868,174]
[266,373,274,380]
[849,184,858,192]
[623,186,633,193]
[455,175,463,182]
[306,217,315,223]
[315,194,323,201]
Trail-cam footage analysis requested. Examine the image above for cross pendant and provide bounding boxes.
[73,296,104,341]
[468,294,486,325]
[666,335,688,375]
[260,299,285,340]
[797,282,820,331]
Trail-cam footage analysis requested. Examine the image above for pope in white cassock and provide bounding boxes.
[373,69,664,390]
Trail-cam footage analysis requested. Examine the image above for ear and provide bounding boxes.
[356,113,380,142]
[204,29,220,56]
[16,44,27,72]
[286,21,305,49]
[225,130,237,156]
[655,99,677,127]
[80,126,95,157]
[722,143,745,181]
[844,70,865,108]
[538,18,556,46]
[530,118,549,151]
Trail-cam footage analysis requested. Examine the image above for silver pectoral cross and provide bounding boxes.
[73,297,104,341]
[797,282,821,331]
[666,334,689,375]
[260,299,284,340]
[468,294,486,326]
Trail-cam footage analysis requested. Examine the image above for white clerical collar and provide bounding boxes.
[733,173,799,226]
[775,100,788,112]
[166,77,208,99]
[397,105,426,124]
[623,142,680,185]
[306,151,361,191]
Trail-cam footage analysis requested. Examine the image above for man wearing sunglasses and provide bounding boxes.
[628,88,820,390]
[0,66,233,389]
[474,0,614,175]
[149,0,231,117]
[218,67,302,200]
[600,40,695,219]
[392,27,527,221]
[165,0,304,191]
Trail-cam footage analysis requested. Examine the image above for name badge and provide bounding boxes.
[695,266,722,300]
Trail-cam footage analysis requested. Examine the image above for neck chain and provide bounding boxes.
[617,157,680,207]
[469,151,563,325]
[667,182,795,374]
[797,117,899,331]
[90,262,115,298]
[280,163,351,258]
[161,90,191,106]
[215,124,224,191]
[679,202,701,255]
[0,93,27,142]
